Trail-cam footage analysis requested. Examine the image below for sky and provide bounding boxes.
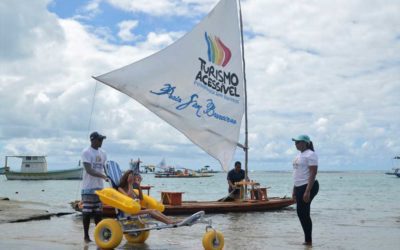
[1,0,399,172]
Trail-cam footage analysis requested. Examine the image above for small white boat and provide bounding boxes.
[2,155,83,180]
[385,168,400,175]
[385,156,400,176]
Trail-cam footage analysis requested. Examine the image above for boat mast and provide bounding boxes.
[238,0,249,181]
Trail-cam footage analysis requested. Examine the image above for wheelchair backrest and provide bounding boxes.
[104,160,123,189]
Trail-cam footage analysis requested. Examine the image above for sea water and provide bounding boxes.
[0,171,399,250]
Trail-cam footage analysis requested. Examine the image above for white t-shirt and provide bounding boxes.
[81,146,107,191]
[293,149,318,187]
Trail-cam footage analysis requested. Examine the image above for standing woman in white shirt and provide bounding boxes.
[292,135,319,246]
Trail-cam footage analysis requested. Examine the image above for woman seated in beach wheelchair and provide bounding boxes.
[93,160,224,249]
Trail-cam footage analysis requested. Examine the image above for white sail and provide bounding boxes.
[157,158,167,169]
[94,0,244,171]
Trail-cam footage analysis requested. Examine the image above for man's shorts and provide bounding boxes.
[81,194,102,214]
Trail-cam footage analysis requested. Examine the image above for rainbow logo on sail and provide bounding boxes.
[204,32,232,67]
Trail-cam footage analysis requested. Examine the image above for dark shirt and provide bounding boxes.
[227,169,245,183]
[227,169,245,193]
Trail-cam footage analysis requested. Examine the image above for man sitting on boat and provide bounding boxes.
[227,161,246,199]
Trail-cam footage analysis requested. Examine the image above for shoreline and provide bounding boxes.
[0,197,73,223]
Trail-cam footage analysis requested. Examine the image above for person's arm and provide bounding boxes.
[83,162,108,180]
[227,179,235,189]
[118,187,129,196]
[227,172,235,189]
[303,165,317,203]
[133,180,144,200]
[137,186,143,200]
[119,186,137,199]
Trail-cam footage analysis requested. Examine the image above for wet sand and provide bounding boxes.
[0,198,211,250]
[0,212,213,250]
[0,197,71,223]
[1,207,399,250]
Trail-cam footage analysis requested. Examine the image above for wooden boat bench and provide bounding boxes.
[250,187,268,201]
[235,181,268,200]
[160,191,185,206]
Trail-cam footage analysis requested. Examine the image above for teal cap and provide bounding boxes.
[292,135,311,143]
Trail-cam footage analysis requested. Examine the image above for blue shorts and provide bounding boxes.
[81,194,102,214]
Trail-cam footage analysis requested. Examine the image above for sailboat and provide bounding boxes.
[90,0,294,214]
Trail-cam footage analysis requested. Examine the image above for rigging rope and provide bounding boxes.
[87,81,99,136]
[75,80,99,200]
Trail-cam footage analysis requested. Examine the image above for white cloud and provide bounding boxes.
[34,92,51,104]
[105,0,218,16]
[0,0,63,61]
[143,31,185,49]
[314,117,328,133]
[117,20,139,42]
[265,58,288,76]
[73,0,102,20]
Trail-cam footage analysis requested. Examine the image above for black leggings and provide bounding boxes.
[294,180,319,243]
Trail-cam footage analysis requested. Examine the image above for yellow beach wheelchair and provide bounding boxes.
[93,160,224,249]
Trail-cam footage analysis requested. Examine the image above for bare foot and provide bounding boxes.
[166,219,181,225]
[172,219,182,224]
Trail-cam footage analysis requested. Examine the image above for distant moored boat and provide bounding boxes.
[385,156,400,177]
[2,155,83,180]
[195,165,220,174]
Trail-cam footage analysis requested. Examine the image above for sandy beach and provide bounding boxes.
[0,198,73,223]
[0,197,216,250]
[0,198,215,250]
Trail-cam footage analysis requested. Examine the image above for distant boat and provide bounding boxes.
[195,165,220,174]
[153,158,213,178]
[2,155,83,180]
[385,168,400,175]
[155,167,213,178]
[141,165,156,174]
[385,156,400,176]
[0,167,6,174]
[128,158,156,174]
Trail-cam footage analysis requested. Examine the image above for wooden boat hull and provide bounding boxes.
[162,198,295,215]
[5,167,83,180]
[71,197,295,216]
